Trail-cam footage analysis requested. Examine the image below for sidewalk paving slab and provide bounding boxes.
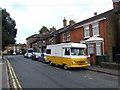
[86,65,120,76]
[0,57,10,89]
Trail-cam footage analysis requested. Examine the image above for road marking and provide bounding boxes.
[0,63,4,64]
[5,58,22,90]
[5,60,10,88]
[10,62,22,89]
[7,60,17,89]
[66,71,72,74]
[55,67,60,70]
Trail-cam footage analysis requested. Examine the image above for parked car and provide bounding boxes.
[32,52,41,61]
[38,53,47,63]
[24,52,33,58]
[24,48,33,58]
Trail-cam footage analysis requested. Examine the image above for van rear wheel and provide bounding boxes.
[49,61,53,66]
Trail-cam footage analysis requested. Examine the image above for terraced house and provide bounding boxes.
[26,2,120,65]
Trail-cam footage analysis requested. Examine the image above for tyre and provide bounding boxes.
[49,61,53,66]
[63,64,68,70]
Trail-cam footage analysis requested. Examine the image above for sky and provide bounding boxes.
[0,0,113,44]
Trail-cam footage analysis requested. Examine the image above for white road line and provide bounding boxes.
[55,67,60,70]
[0,63,4,64]
[66,71,72,74]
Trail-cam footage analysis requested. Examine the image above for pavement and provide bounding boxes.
[86,65,120,76]
[0,56,10,89]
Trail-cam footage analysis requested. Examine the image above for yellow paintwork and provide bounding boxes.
[46,56,90,68]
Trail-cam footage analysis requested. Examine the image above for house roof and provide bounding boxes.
[26,34,40,40]
[58,9,114,33]
[28,9,115,42]
[85,36,103,43]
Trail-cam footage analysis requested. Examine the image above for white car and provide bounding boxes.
[24,52,33,58]
[32,52,41,61]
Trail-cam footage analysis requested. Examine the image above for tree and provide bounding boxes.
[39,26,49,35]
[2,8,17,50]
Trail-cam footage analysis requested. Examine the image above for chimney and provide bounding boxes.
[69,20,75,25]
[94,12,97,16]
[63,17,67,27]
[50,26,56,31]
[112,0,120,9]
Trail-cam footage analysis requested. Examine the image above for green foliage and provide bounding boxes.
[39,26,49,34]
[2,8,17,50]
[118,1,120,8]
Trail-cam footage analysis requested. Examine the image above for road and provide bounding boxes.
[5,55,119,88]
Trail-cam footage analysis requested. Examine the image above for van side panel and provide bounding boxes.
[46,55,90,67]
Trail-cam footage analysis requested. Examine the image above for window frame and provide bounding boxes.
[92,23,99,36]
[84,26,90,38]
[67,31,71,41]
[96,42,101,55]
[46,49,51,54]
[88,43,94,55]
[62,32,66,42]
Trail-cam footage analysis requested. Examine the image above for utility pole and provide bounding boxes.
[0,8,2,59]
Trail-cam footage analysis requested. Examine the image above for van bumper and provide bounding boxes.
[67,64,90,68]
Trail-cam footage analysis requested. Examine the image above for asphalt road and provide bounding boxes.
[5,55,119,88]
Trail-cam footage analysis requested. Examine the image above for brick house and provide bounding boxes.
[26,34,40,48]
[3,44,27,54]
[26,2,119,65]
[59,9,119,65]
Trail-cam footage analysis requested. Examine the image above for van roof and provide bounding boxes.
[47,43,86,48]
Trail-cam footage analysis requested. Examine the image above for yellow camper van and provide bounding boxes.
[46,43,90,69]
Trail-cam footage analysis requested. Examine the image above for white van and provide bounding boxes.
[46,43,90,69]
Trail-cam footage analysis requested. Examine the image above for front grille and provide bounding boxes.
[76,61,85,64]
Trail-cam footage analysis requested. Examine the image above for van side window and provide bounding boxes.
[46,49,51,54]
[65,48,70,55]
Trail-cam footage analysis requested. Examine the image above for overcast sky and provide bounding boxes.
[0,0,113,44]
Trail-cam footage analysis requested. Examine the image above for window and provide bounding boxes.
[65,48,70,55]
[92,23,99,36]
[49,38,54,44]
[84,26,90,38]
[71,48,85,56]
[46,49,51,54]
[67,31,70,41]
[63,33,66,42]
[88,43,94,55]
[96,42,101,55]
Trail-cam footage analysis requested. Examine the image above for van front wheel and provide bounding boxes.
[63,64,68,70]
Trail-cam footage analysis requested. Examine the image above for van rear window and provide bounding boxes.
[46,49,51,54]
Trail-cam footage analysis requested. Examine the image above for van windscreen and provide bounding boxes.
[71,48,85,56]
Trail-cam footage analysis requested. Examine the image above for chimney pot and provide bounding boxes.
[63,17,67,27]
[69,20,75,25]
[94,12,97,16]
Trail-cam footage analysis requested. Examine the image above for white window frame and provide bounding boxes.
[92,23,99,36]
[88,43,94,55]
[96,42,101,55]
[67,31,70,41]
[84,26,90,38]
[63,33,66,42]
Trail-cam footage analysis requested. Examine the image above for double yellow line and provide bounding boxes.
[5,58,22,90]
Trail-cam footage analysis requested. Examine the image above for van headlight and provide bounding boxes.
[86,61,90,65]
[72,61,76,64]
